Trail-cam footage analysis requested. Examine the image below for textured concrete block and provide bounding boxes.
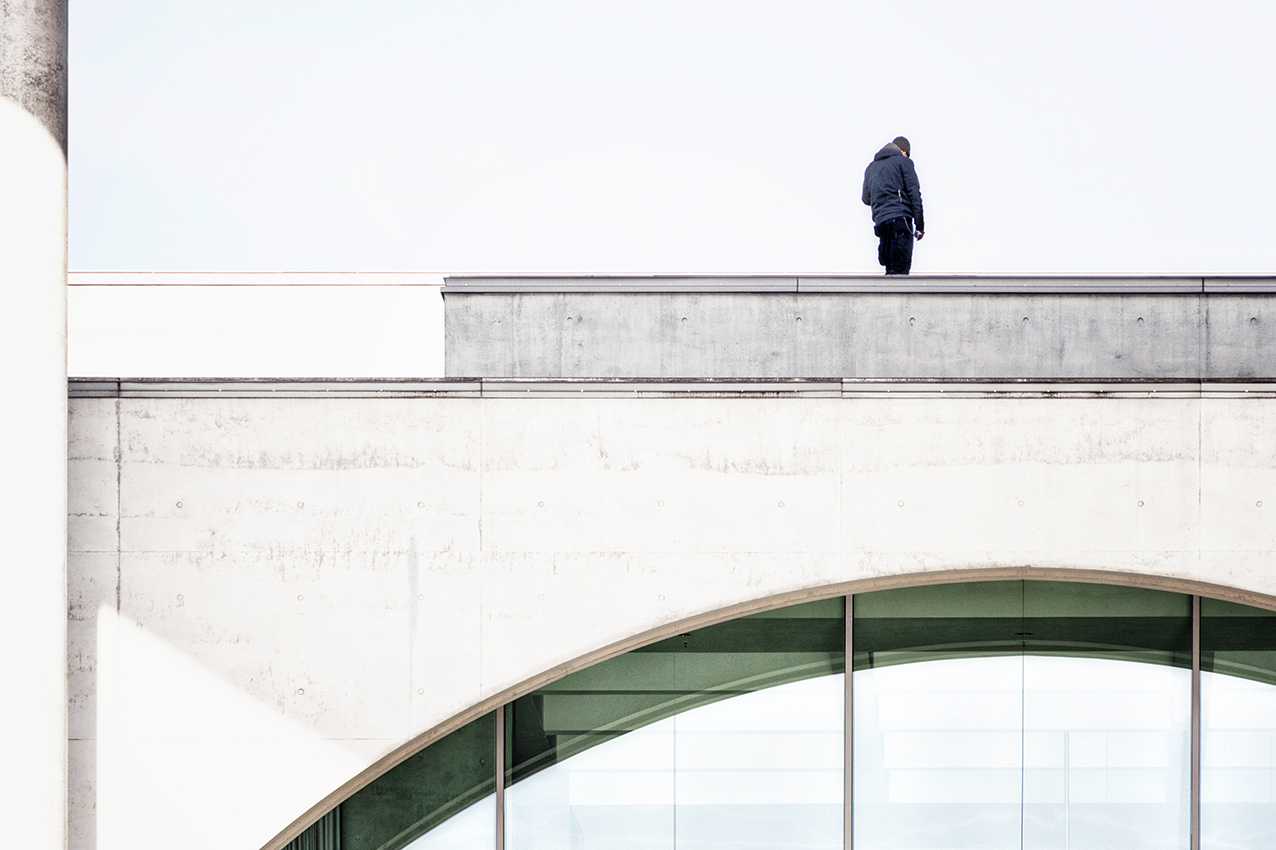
[444,283,1276,380]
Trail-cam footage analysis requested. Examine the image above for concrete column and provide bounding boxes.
[1,1,68,848]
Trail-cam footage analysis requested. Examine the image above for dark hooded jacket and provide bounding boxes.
[862,143,924,232]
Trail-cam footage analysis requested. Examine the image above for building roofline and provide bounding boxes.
[441,275,1276,294]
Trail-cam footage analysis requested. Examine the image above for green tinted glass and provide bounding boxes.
[854,580,1191,669]
[1201,597,1276,684]
[339,712,496,850]
[507,596,845,783]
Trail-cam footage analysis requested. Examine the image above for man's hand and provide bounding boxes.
[915,230,924,241]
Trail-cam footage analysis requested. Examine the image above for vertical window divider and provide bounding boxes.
[496,704,506,850]
[845,594,854,850]
[1191,595,1201,850]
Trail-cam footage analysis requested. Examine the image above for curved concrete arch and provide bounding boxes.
[263,565,1276,850]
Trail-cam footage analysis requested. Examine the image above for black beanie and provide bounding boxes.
[892,136,910,155]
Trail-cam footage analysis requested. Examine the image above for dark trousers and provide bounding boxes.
[874,216,914,275]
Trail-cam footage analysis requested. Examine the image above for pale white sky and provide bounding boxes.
[66,0,1276,375]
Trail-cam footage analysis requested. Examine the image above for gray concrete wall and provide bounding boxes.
[67,389,1276,850]
[443,279,1276,379]
[1,2,68,848]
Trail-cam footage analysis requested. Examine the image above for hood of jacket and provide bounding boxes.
[874,143,904,162]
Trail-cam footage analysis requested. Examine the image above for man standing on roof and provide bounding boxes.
[862,136,925,275]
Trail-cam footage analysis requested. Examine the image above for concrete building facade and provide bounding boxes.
[65,277,1276,850]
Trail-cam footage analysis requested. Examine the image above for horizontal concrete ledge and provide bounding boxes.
[443,275,1276,294]
[68,377,1276,399]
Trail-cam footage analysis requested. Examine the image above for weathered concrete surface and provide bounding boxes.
[1,2,67,848]
[67,393,1276,850]
[443,284,1276,379]
[0,0,68,150]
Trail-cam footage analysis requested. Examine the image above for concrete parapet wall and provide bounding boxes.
[443,277,1276,379]
[68,390,1276,849]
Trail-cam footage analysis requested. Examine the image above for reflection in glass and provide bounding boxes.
[506,676,842,850]
[508,714,674,850]
[854,581,1191,850]
[506,598,845,850]
[674,675,843,850]
[1201,598,1276,850]
[1022,657,1189,850]
[855,655,1023,850]
[855,656,1190,850]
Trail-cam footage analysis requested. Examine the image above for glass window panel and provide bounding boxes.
[1022,656,1189,850]
[673,675,843,850]
[507,717,675,850]
[853,581,1190,850]
[1201,598,1276,850]
[854,655,1024,850]
[507,597,845,850]
[506,676,843,850]
[340,713,496,850]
